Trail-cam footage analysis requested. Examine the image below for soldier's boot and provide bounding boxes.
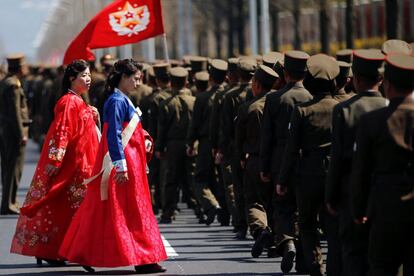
[205,206,221,226]
[280,240,296,273]
[251,229,272,258]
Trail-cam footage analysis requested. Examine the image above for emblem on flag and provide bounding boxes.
[109,1,150,37]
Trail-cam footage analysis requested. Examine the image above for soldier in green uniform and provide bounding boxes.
[260,50,313,273]
[351,53,414,276]
[325,49,388,276]
[187,59,228,225]
[218,58,256,238]
[333,61,354,102]
[194,71,210,93]
[0,54,30,214]
[235,65,278,258]
[144,63,171,215]
[156,67,195,223]
[189,56,208,95]
[278,54,340,275]
[336,49,355,95]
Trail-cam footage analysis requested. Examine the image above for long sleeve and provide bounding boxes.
[259,96,274,173]
[155,102,170,152]
[48,96,76,168]
[325,105,345,206]
[209,94,222,149]
[219,95,234,152]
[106,98,128,172]
[187,95,202,147]
[278,106,302,187]
[5,81,24,140]
[350,115,374,219]
[235,104,248,161]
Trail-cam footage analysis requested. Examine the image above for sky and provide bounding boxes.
[0,0,56,62]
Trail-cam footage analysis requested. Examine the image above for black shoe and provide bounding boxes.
[36,258,66,266]
[281,241,296,273]
[134,263,166,274]
[158,217,172,224]
[251,230,272,258]
[0,207,19,215]
[205,207,218,226]
[198,215,207,224]
[82,265,95,273]
[234,229,247,240]
[267,246,279,258]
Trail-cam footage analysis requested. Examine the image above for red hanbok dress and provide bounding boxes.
[59,89,167,267]
[10,92,99,260]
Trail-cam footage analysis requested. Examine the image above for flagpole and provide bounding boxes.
[162,33,170,64]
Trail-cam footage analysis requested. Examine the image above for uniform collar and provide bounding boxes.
[359,90,383,97]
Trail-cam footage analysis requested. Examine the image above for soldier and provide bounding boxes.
[156,67,195,223]
[278,54,340,275]
[187,59,227,225]
[219,58,257,238]
[194,71,210,93]
[325,49,388,276]
[235,65,278,258]
[272,58,286,90]
[0,54,30,215]
[351,53,414,276]
[381,39,412,56]
[260,50,312,273]
[128,63,152,108]
[336,49,355,95]
[189,56,208,95]
[333,61,354,102]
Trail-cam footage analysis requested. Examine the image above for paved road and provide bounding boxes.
[0,141,309,275]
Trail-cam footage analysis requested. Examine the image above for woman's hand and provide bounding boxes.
[114,171,129,184]
[89,106,100,121]
[45,164,59,177]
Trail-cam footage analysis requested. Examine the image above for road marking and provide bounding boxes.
[162,235,178,256]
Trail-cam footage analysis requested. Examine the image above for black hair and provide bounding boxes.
[285,70,306,81]
[104,58,141,98]
[196,80,209,92]
[62,59,89,93]
[171,77,187,90]
[239,70,253,81]
[255,76,275,91]
[303,73,336,95]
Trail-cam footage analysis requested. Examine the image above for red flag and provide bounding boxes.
[63,0,164,65]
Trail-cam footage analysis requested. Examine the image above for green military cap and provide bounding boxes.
[169,66,188,80]
[228,57,239,72]
[284,50,309,73]
[100,54,114,66]
[254,65,279,87]
[262,52,283,68]
[195,71,209,82]
[336,49,353,63]
[209,59,228,79]
[190,56,208,73]
[352,49,385,78]
[381,39,412,55]
[306,54,340,81]
[336,61,352,79]
[6,53,25,69]
[152,63,170,78]
[148,67,155,78]
[170,59,182,67]
[273,59,285,79]
[238,57,257,73]
[182,55,192,66]
[384,53,414,89]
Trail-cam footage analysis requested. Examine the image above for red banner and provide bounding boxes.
[63,0,164,65]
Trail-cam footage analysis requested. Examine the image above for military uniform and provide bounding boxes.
[219,58,256,237]
[351,54,414,276]
[279,54,340,275]
[333,61,354,103]
[260,51,312,273]
[0,54,30,214]
[325,49,388,276]
[156,67,195,222]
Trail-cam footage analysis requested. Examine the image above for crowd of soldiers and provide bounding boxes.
[0,38,413,276]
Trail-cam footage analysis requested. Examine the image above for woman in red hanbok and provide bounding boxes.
[10,60,100,265]
[59,59,167,274]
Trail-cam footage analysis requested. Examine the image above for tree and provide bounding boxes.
[227,0,235,57]
[385,0,398,39]
[237,0,246,55]
[320,0,330,53]
[345,0,354,48]
[292,0,302,50]
[270,0,280,51]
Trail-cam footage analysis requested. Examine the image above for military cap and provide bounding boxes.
[170,66,188,80]
[336,49,353,63]
[254,64,279,86]
[352,49,385,78]
[336,61,352,79]
[152,63,170,78]
[273,59,285,79]
[6,53,25,69]
[195,71,209,82]
[284,50,309,73]
[238,57,257,73]
[381,39,412,55]
[228,58,239,72]
[182,55,192,66]
[306,54,340,81]
[170,59,182,67]
[384,53,414,88]
[209,59,228,79]
[100,54,114,66]
[190,56,208,73]
[262,52,284,68]
[141,63,151,72]
[148,67,155,78]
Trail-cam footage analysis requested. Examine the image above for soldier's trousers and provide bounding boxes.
[194,139,219,213]
[161,140,193,219]
[368,221,414,276]
[296,174,325,275]
[219,159,236,224]
[0,133,25,212]
[244,155,273,239]
[339,191,369,276]
[231,151,247,231]
[324,210,343,276]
